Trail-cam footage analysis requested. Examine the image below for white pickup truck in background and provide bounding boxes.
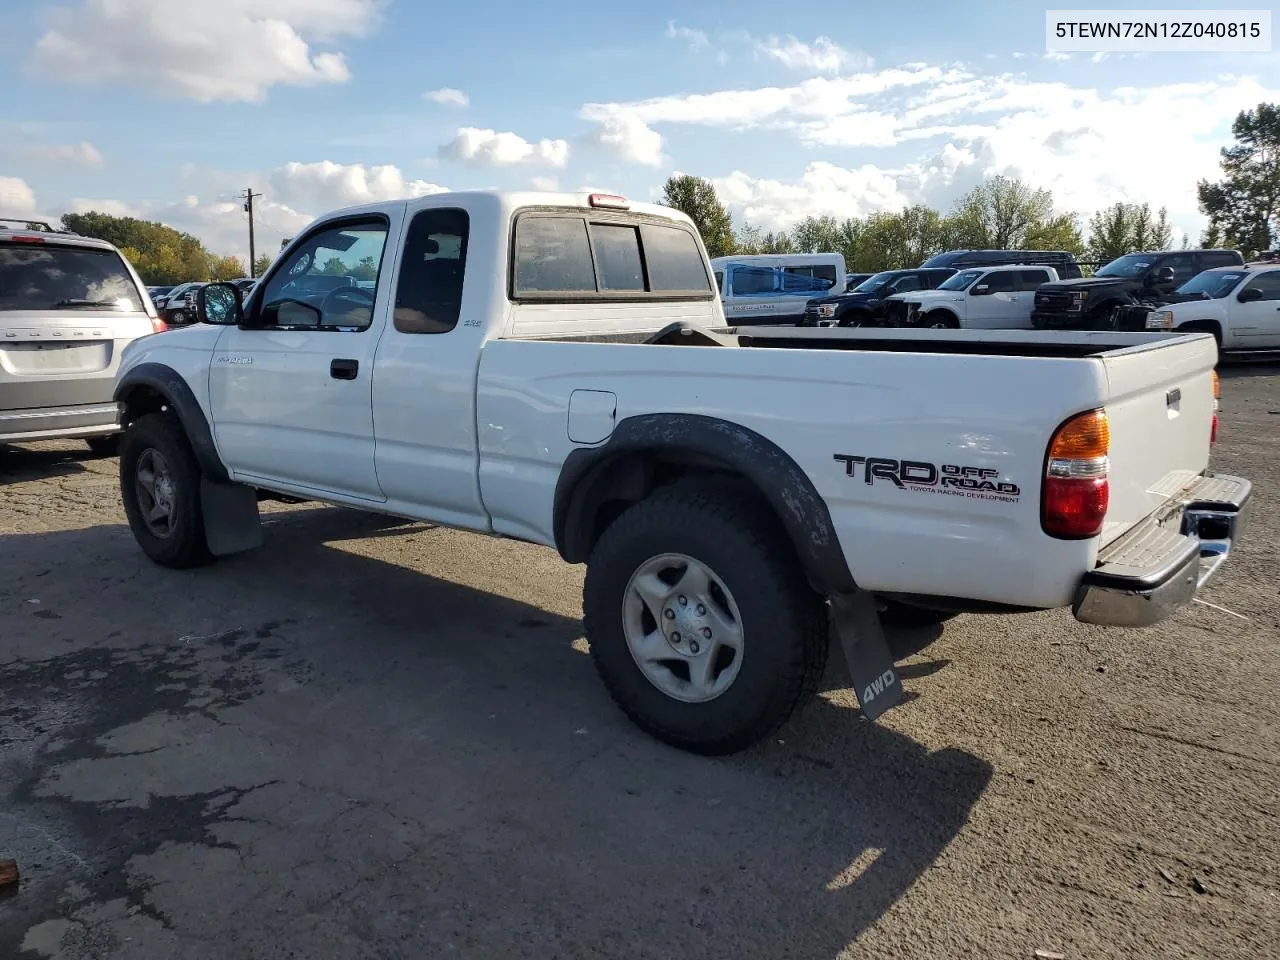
[112,191,1250,756]
[888,264,1059,329]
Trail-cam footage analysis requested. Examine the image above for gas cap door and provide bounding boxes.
[567,389,617,444]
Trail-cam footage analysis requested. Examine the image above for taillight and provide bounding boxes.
[151,316,168,334]
[1211,370,1220,446]
[1042,408,1110,539]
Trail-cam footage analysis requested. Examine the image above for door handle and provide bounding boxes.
[330,358,359,380]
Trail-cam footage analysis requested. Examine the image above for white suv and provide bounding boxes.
[0,219,165,453]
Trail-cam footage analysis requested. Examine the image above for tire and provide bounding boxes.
[85,434,120,457]
[171,310,186,325]
[119,412,213,569]
[582,482,828,755]
[878,599,959,628]
[923,311,958,329]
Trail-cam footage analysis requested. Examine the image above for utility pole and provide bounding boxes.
[242,187,262,277]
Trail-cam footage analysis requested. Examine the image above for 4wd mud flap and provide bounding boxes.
[829,591,903,720]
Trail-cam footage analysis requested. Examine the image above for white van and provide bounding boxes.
[711,253,846,325]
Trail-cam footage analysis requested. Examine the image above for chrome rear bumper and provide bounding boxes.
[1072,473,1251,628]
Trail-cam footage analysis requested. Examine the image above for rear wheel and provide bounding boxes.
[583,483,828,755]
[119,413,212,569]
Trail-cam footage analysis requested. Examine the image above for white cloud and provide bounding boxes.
[619,67,1276,242]
[29,0,378,103]
[756,35,868,75]
[424,87,469,108]
[530,176,559,191]
[66,197,139,217]
[585,114,664,166]
[0,176,39,215]
[266,160,448,210]
[25,141,103,168]
[666,21,710,50]
[439,127,569,168]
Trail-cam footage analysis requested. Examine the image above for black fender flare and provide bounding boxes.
[553,413,856,595]
[113,362,230,483]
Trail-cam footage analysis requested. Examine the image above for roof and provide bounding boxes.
[316,189,688,229]
[0,219,118,252]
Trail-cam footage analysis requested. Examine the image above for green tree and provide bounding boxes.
[789,215,842,253]
[252,253,274,276]
[208,255,245,280]
[945,175,1081,253]
[350,256,379,281]
[1197,102,1280,258]
[59,211,238,284]
[1087,202,1174,263]
[320,256,349,276]
[660,174,736,257]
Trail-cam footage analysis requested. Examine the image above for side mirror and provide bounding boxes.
[1150,265,1176,285]
[1237,286,1264,303]
[971,284,990,296]
[197,282,243,325]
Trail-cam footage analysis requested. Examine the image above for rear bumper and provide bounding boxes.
[0,402,122,442]
[1072,473,1251,627]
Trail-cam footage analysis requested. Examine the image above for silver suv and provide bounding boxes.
[0,219,166,454]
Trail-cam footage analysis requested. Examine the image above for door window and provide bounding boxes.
[891,274,923,294]
[1243,270,1280,300]
[394,208,469,334]
[978,271,1016,293]
[256,219,389,330]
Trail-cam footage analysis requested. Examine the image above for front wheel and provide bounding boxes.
[583,483,828,755]
[119,413,213,569]
[922,311,958,329]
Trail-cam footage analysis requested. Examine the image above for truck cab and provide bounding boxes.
[890,264,1059,329]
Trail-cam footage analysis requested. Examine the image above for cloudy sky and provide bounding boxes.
[1,0,1277,260]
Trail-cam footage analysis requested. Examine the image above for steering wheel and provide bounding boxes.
[318,286,376,325]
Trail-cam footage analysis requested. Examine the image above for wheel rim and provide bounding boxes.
[929,320,949,328]
[621,553,745,704]
[134,448,178,538]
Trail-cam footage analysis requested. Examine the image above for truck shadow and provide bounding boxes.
[0,508,991,960]
[0,444,93,484]
[1219,358,1280,380]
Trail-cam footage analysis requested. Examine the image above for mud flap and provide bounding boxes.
[829,591,903,720]
[200,478,263,556]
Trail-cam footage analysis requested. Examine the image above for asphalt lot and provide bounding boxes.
[2,364,1278,960]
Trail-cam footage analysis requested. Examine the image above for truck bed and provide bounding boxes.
[530,320,1212,361]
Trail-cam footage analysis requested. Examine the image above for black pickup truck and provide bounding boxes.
[1031,249,1243,330]
[799,268,955,327]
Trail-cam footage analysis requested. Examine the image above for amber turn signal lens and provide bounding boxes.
[1212,370,1220,399]
[1048,409,1109,461]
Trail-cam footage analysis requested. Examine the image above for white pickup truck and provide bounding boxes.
[1139,262,1280,357]
[888,263,1059,329]
[112,191,1251,756]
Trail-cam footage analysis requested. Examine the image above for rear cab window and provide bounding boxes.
[0,240,144,312]
[511,211,713,300]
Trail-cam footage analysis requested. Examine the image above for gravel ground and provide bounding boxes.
[1,364,1277,960]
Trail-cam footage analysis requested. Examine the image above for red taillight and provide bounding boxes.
[151,316,168,333]
[6,235,46,244]
[1210,370,1220,445]
[1211,413,1218,445]
[1042,409,1110,539]
[588,193,629,209]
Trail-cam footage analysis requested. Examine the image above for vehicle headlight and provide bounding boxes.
[1146,310,1174,330]
[816,303,837,318]
[1070,290,1089,310]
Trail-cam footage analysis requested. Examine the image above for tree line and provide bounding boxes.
[662,172,1178,273]
[662,101,1280,273]
[59,212,272,285]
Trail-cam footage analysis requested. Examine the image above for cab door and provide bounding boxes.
[1231,269,1280,347]
[207,210,403,501]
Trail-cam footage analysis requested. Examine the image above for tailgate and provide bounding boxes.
[1099,333,1218,546]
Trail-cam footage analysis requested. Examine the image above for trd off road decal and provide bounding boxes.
[833,455,1022,504]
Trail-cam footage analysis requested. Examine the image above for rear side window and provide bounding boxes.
[0,242,142,311]
[732,267,777,295]
[1018,269,1051,290]
[394,208,469,334]
[1164,255,1199,287]
[784,264,836,288]
[1201,251,1244,269]
[512,214,712,299]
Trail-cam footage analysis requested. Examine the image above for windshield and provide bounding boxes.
[852,271,898,293]
[938,269,983,291]
[1096,254,1156,279]
[1175,270,1247,299]
[0,242,142,311]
